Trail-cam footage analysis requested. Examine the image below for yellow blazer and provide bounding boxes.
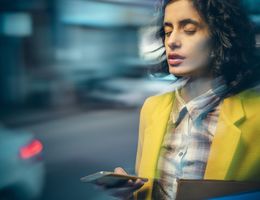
[134,89,260,200]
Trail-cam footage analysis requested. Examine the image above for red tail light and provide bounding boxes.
[20,139,43,159]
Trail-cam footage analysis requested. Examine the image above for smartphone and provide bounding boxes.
[80,171,148,187]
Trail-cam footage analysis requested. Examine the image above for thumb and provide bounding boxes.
[114,167,128,175]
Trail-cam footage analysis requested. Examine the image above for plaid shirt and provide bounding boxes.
[152,88,221,200]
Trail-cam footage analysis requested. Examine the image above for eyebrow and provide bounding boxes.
[163,18,200,28]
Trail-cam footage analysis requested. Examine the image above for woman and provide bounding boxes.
[97,0,260,199]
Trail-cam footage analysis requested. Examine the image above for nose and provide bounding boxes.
[167,31,182,49]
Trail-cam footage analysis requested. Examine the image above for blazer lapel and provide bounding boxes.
[204,94,245,179]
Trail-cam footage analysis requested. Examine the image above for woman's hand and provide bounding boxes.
[95,167,147,200]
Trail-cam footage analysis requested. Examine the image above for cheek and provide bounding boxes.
[185,38,211,67]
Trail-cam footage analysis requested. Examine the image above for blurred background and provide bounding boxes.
[0,0,259,199]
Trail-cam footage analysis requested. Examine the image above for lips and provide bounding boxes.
[167,53,186,66]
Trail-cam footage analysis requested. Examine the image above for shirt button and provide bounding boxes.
[178,152,183,157]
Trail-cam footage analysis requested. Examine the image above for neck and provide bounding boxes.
[180,76,214,102]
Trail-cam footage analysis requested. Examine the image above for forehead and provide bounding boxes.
[164,0,204,24]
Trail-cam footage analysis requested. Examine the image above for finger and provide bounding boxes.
[123,178,146,190]
[127,179,134,185]
[136,178,148,182]
[114,167,128,175]
[134,179,146,186]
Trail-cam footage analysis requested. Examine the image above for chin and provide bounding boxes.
[168,66,194,77]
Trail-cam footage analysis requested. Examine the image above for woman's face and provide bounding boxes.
[164,0,212,77]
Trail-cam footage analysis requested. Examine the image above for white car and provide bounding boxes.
[0,126,45,200]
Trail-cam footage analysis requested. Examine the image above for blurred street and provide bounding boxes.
[1,0,259,199]
[19,107,140,200]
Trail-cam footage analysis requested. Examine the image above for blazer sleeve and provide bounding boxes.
[135,97,153,175]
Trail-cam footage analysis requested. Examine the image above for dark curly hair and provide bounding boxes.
[153,0,260,95]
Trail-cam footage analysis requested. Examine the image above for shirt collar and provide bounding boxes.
[173,77,227,123]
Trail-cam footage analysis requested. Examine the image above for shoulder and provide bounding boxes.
[240,88,260,119]
[226,87,260,118]
[142,91,175,111]
[139,91,175,125]
[239,87,260,107]
[225,86,260,104]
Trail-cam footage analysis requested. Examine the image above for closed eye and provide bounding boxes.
[165,31,172,37]
[184,30,196,35]
[183,23,197,35]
